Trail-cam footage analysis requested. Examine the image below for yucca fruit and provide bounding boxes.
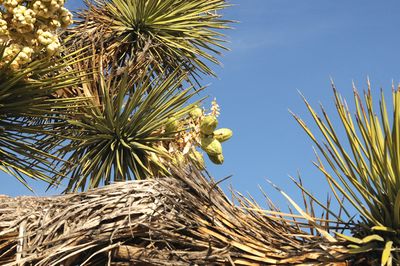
[201,137,222,156]
[213,128,232,143]
[190,107,203,119]
[200,115,218,135]
[165,117,180,133]
[208,153,224,165]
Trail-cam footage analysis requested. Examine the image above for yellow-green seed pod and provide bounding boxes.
[213,128,233,143]
[208,154,224,165]
[190,150,205,169]
[165,117,179,133]
[190,107,203,119]
[201,137,222,155]
[200,115,218,135]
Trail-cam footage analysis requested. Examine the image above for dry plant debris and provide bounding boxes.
[0,167,351,265]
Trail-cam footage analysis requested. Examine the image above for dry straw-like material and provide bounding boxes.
[0,167,351,265]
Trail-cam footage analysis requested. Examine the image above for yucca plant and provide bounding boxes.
[0,1,368,265]
[54,70,201,192]
[293,82,400,265]
[0,0,232,192]
[67,0,231,84]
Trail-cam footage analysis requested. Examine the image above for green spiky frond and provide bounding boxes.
[67,0,231,82]
[55,71,199,192]
[0,46,88,190]
[293,82,400,265]
[0,47,86,117]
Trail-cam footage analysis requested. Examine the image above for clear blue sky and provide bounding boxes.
[2,1,400,214]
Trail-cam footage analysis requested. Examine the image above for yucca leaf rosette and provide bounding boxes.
[67,0,231,81]
[55,71,199,192]
[293,82,400,265]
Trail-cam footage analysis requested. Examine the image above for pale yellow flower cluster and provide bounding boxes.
[0,0,73,69]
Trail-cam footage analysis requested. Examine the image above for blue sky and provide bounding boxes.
[2,1,400,214]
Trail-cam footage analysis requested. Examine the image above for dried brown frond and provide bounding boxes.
[0,167,351,265]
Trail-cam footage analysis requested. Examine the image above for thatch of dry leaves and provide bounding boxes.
[0,166,354,265]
